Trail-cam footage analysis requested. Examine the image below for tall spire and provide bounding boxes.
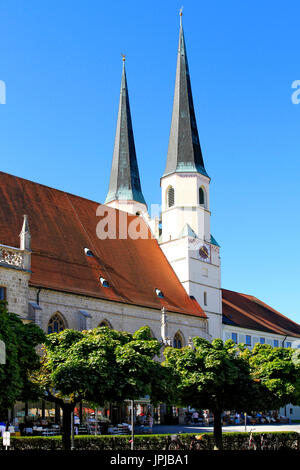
[163,12,208,178]
[105,57,147,206]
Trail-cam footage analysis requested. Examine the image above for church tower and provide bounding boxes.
[160,13,222,338]
[105,57,147,216]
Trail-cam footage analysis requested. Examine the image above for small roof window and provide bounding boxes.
[100,277,110,288]
[155,288,164,298]
[84,247,94,257]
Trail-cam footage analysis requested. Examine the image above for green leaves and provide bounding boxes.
[163,337,255,412]
[0,301,45,413]
[34,324,172,407]
[247,343,300,409]
[132,326,152,341]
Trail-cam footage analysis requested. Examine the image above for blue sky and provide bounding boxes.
[1,1,300,323]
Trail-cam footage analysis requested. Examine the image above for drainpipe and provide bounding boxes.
[36,288,41,305]
[282,335,288,348]
[35,288,42,327]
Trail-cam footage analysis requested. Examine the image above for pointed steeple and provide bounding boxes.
[163,13,208,178]
[105,57,147,207]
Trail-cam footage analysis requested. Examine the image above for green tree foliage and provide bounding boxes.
[246,343,300,409]
[32,325,173,450]
[163,337,258,450]
[163,337,300,450]
[0,301,45,418]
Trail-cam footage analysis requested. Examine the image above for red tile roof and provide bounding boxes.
[0,171,206,319]
[222,288,300,337]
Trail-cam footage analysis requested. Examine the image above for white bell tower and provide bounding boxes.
[159,13,222,339]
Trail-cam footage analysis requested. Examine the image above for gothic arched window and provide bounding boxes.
[48,312,66,334]
[173,331,184,349]
[167,186,175,208]
[99,319,112,328]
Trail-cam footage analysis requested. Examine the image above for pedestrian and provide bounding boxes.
[192,411,199,424]
[148,413,154,433]
[139,412,145,425]
[8,423,15,434]
[0,422,5,437]
[203,410,210,426]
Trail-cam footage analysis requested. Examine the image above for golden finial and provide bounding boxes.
[179,6,183,17]
[121,53,126,62]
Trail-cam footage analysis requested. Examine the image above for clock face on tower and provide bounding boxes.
[199,244,211,263]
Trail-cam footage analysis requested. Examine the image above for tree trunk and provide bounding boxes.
[79,402,83,424]
[213,409,223,450]
[61,404,74,451]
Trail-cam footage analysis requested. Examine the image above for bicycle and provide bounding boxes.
[165,434,187,450]
[189,434,204,450]
[248,428,257,450]
[260,433,266,450]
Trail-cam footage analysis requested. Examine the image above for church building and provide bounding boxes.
[1,13,300,422]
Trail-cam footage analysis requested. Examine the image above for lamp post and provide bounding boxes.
[65,397,75,451]
[131,400,134,450]
[71,409,75,450]
[95,408,98,435]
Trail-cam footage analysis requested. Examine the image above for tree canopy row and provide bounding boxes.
[1,300,300,450]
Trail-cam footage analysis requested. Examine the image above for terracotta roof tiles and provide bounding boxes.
[0,171,206,319]
[222,288,300,338]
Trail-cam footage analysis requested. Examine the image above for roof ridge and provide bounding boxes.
[222,298,288,336]
[0,170,103,207]
[0,171,143,221]
[222,287,252,296]
[244,294,299,327]
[226,289,298,329]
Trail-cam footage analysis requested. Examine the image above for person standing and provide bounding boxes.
[192,411,199,424]
[0,422,5,436]
[148,413,154,433]
[203,410,209,426]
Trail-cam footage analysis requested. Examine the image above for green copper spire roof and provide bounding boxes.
[105,59,147,206]
[163,14,209,178]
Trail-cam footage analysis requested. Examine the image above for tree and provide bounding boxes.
[246,343,300,410]
[0,301,46,419]
[163,337,258,450]
[32,325,173,450]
